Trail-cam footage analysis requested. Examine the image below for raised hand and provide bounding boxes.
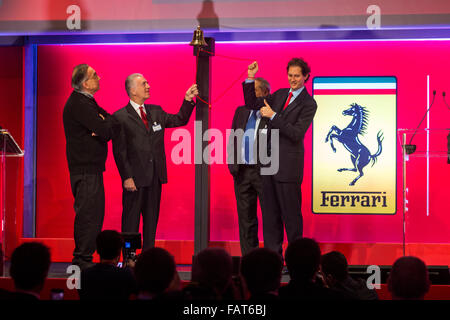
[248,61,258,79]
[185,84,199,101]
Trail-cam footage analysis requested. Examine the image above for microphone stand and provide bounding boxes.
[443,92,450,164]
[403,90,436,154]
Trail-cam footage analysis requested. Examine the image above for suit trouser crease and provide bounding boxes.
[71,173,105,264]
[122,173,162,249]
[234,165,262,255]
[260,175,303,256]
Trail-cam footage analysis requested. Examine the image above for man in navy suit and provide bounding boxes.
[112,73,198,249]
[243,58,317,257]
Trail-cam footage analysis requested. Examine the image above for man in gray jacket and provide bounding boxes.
[113,73,198,249]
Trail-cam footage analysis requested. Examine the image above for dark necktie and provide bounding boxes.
[244,110,258,163]
[139,106,149,130]
[283,92,293,110]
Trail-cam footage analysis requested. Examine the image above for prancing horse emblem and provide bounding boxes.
[325,103,384,186]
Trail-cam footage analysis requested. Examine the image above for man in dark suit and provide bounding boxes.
[243,58,317,257]
[228,77,270,256]
[112,73,198,249]
[63,64,118,270]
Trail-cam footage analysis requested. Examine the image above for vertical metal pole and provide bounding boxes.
[194,38,215,254]
[426,75,430,217]
[402,133,407,257]
[23,44,38,237]
[1,132,6,276]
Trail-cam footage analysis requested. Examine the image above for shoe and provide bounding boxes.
[72,260,95,271]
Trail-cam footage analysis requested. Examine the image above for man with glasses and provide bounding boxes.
[63,64,119,270]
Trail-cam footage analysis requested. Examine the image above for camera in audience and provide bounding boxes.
[120,232,142,268]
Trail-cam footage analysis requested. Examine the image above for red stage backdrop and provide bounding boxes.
[36,41,450,248]
[0,46,24,256]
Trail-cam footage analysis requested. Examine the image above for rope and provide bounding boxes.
[194,48,253,108]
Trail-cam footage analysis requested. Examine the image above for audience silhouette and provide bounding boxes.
[388,256,430,300]
[6,242,51,300]
[0,240,439,301]
[79,230,137,300]
[321,251,378,300]
[134,247,180,300]
[183,248,235,300]
[278,238,344,300]
[240,248,282,300]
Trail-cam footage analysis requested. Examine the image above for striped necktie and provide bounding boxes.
[139,106,149,130]
[244,110,258,163]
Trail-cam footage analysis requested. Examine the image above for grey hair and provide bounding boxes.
[71,64,90,91]
[125,73,144,97]
[255,77,270,95]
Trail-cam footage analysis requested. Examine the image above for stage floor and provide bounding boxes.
[17,238,450,267]
[2,262,293,282]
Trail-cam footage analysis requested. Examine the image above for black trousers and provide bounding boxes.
[233,165,263,256]
[259,175,303,257]
[70,173,105,268]
[121,173,162,250]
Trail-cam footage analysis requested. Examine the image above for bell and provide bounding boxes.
[189,26,207,47]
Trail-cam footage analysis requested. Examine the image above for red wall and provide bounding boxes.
[35,41,450,248]
[0,46,24,256]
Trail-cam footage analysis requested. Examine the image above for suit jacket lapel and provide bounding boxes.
[126,103,148,132]
[276,89,291,113]
[241,108,268,131]
[239,108,251,130]
[144,104,153,123]
[282,88,307,116]
[257,112,268,131]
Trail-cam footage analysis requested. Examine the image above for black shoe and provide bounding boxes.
[72,260,95,271]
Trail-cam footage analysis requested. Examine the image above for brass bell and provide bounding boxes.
[189,26,207,47]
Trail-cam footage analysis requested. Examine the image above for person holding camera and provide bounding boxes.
[79,230,137,300]
[278,238,344,300]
